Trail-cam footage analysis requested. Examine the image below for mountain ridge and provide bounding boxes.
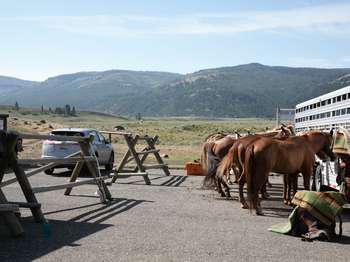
[1,63,350,117]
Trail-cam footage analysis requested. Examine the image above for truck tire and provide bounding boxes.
[314,165,323,192]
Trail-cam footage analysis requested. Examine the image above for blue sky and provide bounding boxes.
[1,0,350,80]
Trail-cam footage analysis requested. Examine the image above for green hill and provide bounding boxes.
[102,63,350,117]
[1,63,350,117]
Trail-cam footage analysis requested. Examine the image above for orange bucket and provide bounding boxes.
[185,162,204,176]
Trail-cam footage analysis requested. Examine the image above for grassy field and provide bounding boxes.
[1,106,275,166]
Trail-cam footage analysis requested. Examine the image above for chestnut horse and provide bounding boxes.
[215,128,292,206]
[201,134,239,192]
[245,130,334,215]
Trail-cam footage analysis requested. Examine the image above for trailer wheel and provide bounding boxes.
[44,168,54,175]
[314,165,323,192]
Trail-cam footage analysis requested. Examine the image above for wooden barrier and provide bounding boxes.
[101,131,170,185]
[0,130,113,236]
[0,130,42,236]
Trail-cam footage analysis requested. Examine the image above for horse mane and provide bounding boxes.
[203,132,229,143]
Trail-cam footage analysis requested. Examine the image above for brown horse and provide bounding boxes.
[245,130,334,215]
[201,134,239,194]
[215,128,291,207]
[203,132,230,143]
[201,131,241,180]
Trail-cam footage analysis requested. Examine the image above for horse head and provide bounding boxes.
[308,130,335,161]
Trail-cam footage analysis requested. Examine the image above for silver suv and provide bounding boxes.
[41,128,114,174]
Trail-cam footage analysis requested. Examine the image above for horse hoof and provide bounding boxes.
[256,210,264,216]
[220,193,226,197]
[241,203,249,209]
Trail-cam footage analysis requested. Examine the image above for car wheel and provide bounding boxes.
[105,151,114,171]
[44,168,54,175]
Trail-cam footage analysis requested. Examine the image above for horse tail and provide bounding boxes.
[200,142,210,176]
[245,144,255,211]
[217,153,232,180]
[202,143,221,188]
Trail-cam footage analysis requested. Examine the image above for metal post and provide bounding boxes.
[276,106,280,127]
[0,114,9,131]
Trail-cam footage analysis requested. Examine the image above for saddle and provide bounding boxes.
[269,191,346,241]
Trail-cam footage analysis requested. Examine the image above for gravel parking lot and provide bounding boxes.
[1,169,350,262]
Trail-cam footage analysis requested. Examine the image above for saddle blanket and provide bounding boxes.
[269,191,346,234]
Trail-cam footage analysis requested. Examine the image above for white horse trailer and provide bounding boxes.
[295,85,350,133]
[295,86,350,201]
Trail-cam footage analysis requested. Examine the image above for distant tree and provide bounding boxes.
[54,107,64,115]
[65,104,71,116]
[136,112,141,120]
[14,101,19,111]
[71,106,77,116]
[41,105,44,114]
[49,107,52,113]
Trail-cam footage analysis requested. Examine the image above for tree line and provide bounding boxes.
[14,101,77,116]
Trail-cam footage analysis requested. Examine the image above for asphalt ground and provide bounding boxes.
[1,169,350,262]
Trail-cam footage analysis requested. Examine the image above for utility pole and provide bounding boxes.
[276,106,280,127]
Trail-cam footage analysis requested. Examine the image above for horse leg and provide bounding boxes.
[249,175,265,216]
[260,181,270,199]
[287,174,292,205]
[283,174,288,205]
[221,175,231,198]
[231,167,240,184]
[254,170,270,216]
[292,173,298,197]
[227,169,233,185]
[253,194,263,216]
[301,166,312,191]
[238,175,248,209]
[216,177,226,197]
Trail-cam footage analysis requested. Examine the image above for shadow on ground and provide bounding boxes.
[116,175,188,187]
[0,197,153,261]
[0,218,111,261]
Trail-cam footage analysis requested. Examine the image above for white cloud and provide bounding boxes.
[340,57,350,63]
[286,57,350,69]
[1,3,350,37]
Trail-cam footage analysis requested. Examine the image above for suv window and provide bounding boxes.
[90,131,100,143]
[97,132,106,142]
